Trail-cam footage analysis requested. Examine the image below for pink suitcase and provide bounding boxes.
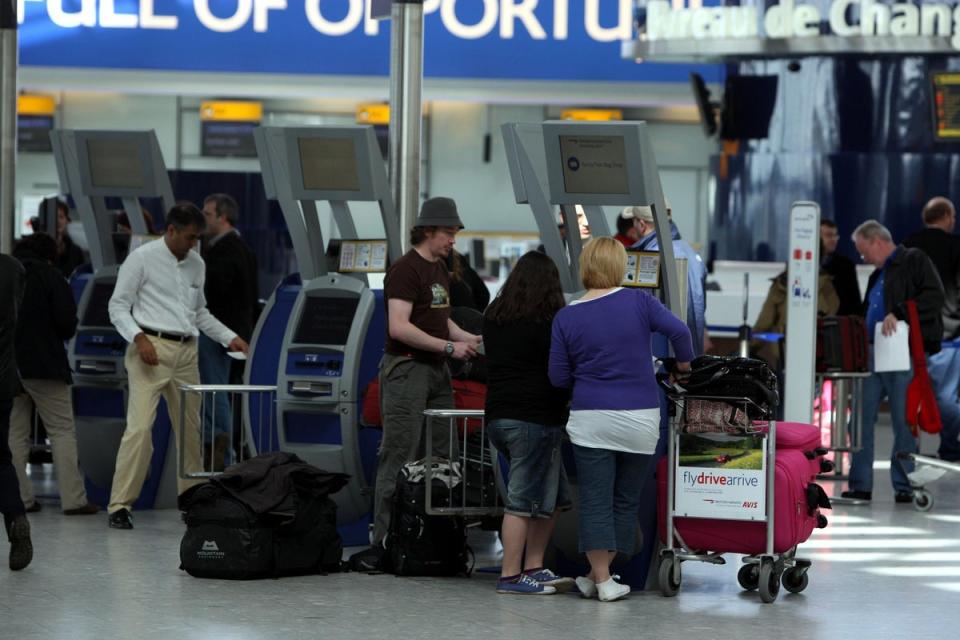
[657,448,826,555]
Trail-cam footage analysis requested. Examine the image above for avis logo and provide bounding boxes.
[742,501,758,508]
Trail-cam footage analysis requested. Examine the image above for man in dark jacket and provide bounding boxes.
[845,220,945,503]
[9,234,97,515]
[903,197,960,461]
[200,194,259,470]
[0,252,32,570]
[820,219,862,316]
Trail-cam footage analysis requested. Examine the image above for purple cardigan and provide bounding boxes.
[549,288,695,411]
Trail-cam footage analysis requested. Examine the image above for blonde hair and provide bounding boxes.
[579,237,626,289]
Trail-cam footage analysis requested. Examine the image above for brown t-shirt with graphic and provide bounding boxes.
[384,249,451,362]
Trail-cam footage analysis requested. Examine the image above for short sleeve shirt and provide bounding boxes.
[384,249,451,361]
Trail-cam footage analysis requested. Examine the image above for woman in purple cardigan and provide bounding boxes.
[549,237,693,602]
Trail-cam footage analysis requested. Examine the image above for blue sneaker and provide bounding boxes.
[496,573,557,595]
[524,568,576,593]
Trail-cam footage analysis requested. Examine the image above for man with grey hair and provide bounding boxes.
[845,219,944,503]
[903,197,960,462]
[625,204,708,355]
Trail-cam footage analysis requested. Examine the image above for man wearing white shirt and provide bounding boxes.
[106,204,248,529]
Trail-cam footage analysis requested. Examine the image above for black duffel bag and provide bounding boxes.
[677,355,779,418]
[180,484,342,580]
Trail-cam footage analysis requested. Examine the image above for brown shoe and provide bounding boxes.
[64,503,100,516]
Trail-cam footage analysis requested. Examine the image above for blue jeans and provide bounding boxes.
[487,420,571,518]
[197,335,232,453]
[926,346,960,461]
[849,366,917,493]
[572,444,652,555]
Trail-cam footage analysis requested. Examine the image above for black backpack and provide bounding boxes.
[180,485,343,580]
[383,465,471,577]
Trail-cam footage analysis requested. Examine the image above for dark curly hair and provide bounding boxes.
[485,251,565,325]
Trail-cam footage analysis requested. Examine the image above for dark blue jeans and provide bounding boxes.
[198,335,232,456]
[849,366,916,493]
[572,444,652,555]
[487,419,571,518]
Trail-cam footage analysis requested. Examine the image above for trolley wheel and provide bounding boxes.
[781,568,809,594]
[913,489,934,512]
[737,564,759,591]
[758,560,780,604]
[658,555,681,597]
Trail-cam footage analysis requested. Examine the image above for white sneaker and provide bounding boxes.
[597,578,630,602]
[575,576,597,599]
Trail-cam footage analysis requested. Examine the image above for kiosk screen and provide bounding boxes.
[86,139,146,189]
[294,296,360,345]
[82,282,116,328]
[558,135,629,194]
[298,138,361,192]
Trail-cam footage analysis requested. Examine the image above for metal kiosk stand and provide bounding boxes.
[51,129,180,509]
[244,126,401,544]
[502,121,683,589]
[815,371,870,507]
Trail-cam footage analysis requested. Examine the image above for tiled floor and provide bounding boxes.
[3,421,957,640]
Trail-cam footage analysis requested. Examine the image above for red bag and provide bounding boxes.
[360,377,487,437]
[904,300,942,436]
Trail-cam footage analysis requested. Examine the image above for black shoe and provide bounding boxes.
[64,503,100,516]
[894,491,914,504]
[7,515,33,571]
[841,490,872,501]
[25,502,41,513]
[108,509,133,530]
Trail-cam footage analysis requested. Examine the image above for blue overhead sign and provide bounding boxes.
[17,0,721,84]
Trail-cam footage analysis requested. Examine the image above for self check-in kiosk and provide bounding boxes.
[51,129,179,509]
[247,126,400,545]
[502,121,681,589]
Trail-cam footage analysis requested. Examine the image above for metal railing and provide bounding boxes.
[178,384,277,480]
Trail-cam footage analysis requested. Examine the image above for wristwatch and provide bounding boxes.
[444,341,454,356]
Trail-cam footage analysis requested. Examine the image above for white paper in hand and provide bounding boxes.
[873,321,910,372]
[227,351,248,361]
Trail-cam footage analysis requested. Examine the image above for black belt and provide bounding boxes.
[140,327,193,343]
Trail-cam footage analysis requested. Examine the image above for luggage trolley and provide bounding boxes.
[896,452,960,512]
[422,409,504,518]
[658,382,812,604]
[177,384,278,479]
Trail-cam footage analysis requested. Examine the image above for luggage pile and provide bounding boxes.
[178,452,348,580]
[658,356,831,603]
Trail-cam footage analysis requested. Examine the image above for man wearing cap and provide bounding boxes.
[371,197,482,549]
[625,204,709,355]
[614,210,638,247]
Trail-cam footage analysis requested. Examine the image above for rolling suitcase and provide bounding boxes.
[657,447,830,555]
[816,316,868,373]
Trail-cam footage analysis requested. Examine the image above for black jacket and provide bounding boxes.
[202,231,259,342]
[822,252,862,317]
[179,452,349,516]
[13,248,78,384]
[0,255,24,400]
[863,246,945,354]
[903,227,960,340]
[55,234,85,279]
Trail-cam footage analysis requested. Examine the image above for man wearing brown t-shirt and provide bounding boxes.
[371,197,481,547]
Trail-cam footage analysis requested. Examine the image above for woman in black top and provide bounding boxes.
[483,251,572,595]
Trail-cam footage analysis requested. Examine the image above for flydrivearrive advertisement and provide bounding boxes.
[674,432,767,521]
